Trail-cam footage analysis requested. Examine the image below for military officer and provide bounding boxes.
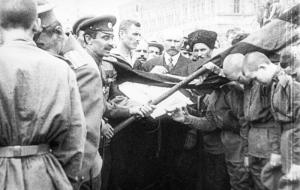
[35,1,105,189]
[72,16,93,47]
[79,16,155,190]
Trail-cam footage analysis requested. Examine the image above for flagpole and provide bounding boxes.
[113,66,208,134]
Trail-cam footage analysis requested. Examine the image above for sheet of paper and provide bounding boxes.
[119,82,192,119]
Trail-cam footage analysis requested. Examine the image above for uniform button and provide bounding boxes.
[81,176,85,180]
[75,176,79,181]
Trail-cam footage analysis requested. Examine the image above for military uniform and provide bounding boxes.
[241,81,278,190]
[273,72,300,186]
[63,49,104,190]
[183,83,249,190]
[0,39,86,190]
[80,16,160,190]
[212,83,251,190]
[36,3,105,189]
[260,71,300,190]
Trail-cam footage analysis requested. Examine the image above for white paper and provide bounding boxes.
[119,82,192,119]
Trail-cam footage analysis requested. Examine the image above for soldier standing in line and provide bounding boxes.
[35,1,104,189]
[243,52,300,190]
[223,52,277,190]
[0,0,86,189]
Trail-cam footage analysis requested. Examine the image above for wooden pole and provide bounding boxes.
[114,66,208,134]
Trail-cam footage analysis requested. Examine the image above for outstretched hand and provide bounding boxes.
[166,106,188,123]
[129,104,156,117]
[203,62,223,76]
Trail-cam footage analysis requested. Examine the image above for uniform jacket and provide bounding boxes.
[63,49,105,183]
[184,83,245,158]
[241,81,277,158]
[86,50,134,120]
[142,53,192,76]
[270,72,300,173]
[0,40,86,190]
[208,83,245,162]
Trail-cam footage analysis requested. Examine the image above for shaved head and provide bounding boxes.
[223,53,245,78]
[243,51,271,74]
[222,53,251,84]
[243,51,279,84]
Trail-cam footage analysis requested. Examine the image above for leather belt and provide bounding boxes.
[0,144,50,158]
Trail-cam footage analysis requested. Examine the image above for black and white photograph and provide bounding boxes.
[0,0,299,190]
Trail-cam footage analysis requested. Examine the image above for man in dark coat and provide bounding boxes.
[141,32,204,190]
[142,32,192,76]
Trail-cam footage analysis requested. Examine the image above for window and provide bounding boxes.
[234,0,240,13]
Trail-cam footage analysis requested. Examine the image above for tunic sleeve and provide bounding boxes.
[184,114,217,132]
[104,100,130,119]
[52,69,87,180]
[292,81,300,165]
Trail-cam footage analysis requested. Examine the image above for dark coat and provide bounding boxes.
[142,54,192,76]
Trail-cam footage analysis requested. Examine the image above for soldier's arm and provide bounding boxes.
[171,107,216,131]
[292,80,300,166]
[104,100,130,119]
[215,89,241,132]
[285,80,300,180]
[52,69,87,181]
[281,79,300,180]
[184,113,217,131]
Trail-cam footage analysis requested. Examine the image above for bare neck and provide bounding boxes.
[2,28,33,43]
[117,42,132,58]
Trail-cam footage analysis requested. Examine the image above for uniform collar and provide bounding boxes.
[4,38,36,47]
[86,47,102,66]
[272,70,289,89]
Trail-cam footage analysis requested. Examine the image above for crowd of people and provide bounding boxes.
[0,0,300,190]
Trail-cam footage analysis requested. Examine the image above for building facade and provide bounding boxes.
[118,0,298,41]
